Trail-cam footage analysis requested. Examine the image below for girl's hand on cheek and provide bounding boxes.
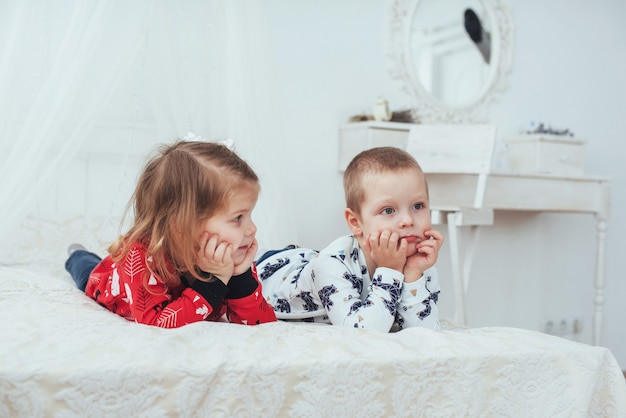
[197,232,235,284]
[233,238,258,276]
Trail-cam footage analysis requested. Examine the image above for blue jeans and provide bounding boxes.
[65,250,102,292]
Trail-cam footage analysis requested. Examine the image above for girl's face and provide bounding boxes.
[348,168,431,258]
[199,184,259,266]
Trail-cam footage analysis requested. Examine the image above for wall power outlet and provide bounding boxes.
[542,317,582,338]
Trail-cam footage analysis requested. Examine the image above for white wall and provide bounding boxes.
[33,0,624,368]
[264,0,626,367]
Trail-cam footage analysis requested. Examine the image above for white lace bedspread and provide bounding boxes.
[1,266,625,417]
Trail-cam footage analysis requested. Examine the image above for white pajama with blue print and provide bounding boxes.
[257,234,440,332]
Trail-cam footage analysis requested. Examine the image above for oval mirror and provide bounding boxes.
[388,0,513,123]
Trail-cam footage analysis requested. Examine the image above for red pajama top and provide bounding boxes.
[85,242,276,328]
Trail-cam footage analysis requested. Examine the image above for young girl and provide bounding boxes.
[64,140,276,328]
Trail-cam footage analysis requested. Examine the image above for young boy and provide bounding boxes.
[257,146,443,332]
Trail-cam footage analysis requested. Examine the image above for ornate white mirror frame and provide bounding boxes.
[387,0,513,123]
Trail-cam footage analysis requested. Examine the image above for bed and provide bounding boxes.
[1,216,625,417]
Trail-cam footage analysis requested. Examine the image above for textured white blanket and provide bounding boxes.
[1,266,625,417]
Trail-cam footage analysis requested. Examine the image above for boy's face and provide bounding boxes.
[347,168,431,258]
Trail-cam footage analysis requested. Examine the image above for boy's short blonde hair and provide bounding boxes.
[343,146,427,215]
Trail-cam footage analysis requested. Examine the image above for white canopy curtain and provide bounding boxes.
[0,0,153,244]
[0,0,296,254]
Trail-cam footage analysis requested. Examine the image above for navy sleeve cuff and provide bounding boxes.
[190,278,229,311]
[226,268,258,299]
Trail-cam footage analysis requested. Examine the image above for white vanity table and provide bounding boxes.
[338,121,611,345]
[381,0,611,344]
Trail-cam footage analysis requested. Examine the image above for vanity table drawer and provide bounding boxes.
[505,135,585,176]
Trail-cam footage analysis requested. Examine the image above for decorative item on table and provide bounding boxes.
[389,109,416,123]
[349,113,374,122]
[348,97,417,123]
[525,122,575,137]
[504,122,585,176]
[373,97,392,121]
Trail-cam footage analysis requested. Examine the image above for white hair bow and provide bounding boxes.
[183,132,234,150]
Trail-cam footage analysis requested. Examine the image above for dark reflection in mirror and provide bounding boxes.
[411,0,492,107]
[464,8,491,63]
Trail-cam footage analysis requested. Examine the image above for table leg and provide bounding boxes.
[593,218,607,345]
[447,212,466,325]
[463,225,482,294]
[445,211,488,326]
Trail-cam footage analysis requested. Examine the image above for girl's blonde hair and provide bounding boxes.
[108,140,259,288]
[343,146,427,215]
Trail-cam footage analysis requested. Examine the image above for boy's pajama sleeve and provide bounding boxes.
[397,266,441,329]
